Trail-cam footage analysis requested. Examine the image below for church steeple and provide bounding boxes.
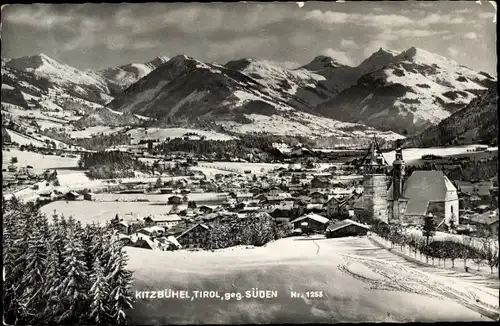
[391,144,405,223]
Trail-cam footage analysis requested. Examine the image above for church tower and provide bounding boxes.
[390,146,405,224]
[360,136,389,223]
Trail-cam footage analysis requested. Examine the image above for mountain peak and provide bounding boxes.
[301,55,347,71]
[146,56,170,67]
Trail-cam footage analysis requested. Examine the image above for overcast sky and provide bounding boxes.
[1,1,497,74]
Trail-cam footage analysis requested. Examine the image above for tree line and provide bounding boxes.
[153,136,284,161]
[405,158,497,181]
[79,151,150,179]
[3,196,135,325]
[371,220,499,274]
[207,214,291,250]
[41,128,132,151]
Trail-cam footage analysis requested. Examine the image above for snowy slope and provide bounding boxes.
[225,58,333,108]
[5,54,112,105]
[106,54,402,141]
[96,56,170,93]
[125,236,496,324]
[404,85,498,147]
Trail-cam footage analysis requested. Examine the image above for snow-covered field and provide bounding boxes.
[126,236,497,324]
[92,192,227,203]
[68,126,125,138]
[126,128,235,143]
[40,201,190,225]
[218,112,404,141]
[383,145,498,165]
[197,162,287,175]
[2,149,80,170]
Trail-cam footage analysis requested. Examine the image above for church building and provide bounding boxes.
[354,138,459,227]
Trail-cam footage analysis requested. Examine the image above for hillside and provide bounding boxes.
[95,56,170,94]
[4,54,113,105]
[106,55,403,141]
[403,85,498,148]
[73,107,145,128]
[315,47,496,135]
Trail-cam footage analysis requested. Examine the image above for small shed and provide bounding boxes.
[325,219,370,238]
[64,191,80,201]
[290,213,330,234]
[83,192,93,201]
[168,195,182,205]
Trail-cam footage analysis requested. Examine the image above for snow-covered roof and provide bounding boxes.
[177,223,210,239]
[141,226,165,233]
[291,213,329,224]
[388,170,457,215]
[326,219,370,232]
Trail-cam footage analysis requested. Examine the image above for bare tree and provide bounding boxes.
[482,239,499,274]
[445,238,460,269]
[461,236,473,271]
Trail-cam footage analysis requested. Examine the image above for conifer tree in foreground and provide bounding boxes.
[55,228,89,324]
[107,241,135,325]
[2,199,135,325]
[89,257,112,325]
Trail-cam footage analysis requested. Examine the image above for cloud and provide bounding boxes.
[320,48,355,66]
[340,39,359,50]
[442,34,454,41]
[464,32,478,39]
[4,5,76,29]
[448,47,459,58]
[418,13,466,25]
[207,36,277,60]
[304,10,414,27]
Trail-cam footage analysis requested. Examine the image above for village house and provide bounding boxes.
[290,213,330,234]
[168,195,182,205]
[144,214,183,229]
[325,194,358,219]
[309,191,328,204]
[176,223,211,249]
[64,191,80,201]
[310,176,330,189]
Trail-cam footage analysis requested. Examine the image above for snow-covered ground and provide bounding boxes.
[126,127,235,143]
[382,145,498,165]
[218,111,404,141]
[39,201,192,225]
[197,162,287,175]
[126,236,497,324]
[92,192,227,203]
[2,149,80,170]
[68,126,125,138]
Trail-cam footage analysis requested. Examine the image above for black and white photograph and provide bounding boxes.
[1,1,498,324]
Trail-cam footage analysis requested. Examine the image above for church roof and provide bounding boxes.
[390,170,457,215]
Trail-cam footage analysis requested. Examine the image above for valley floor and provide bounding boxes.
[126,235,499,324]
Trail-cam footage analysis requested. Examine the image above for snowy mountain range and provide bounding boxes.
[1,47,496,143]
[403,85,498,148]
[95,56,170,94]
[315,47,496,135]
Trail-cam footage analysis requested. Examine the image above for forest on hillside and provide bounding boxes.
[153,136,284,161]
[403,86,497,148]
[79,151,150,179]
[2,197,134,325]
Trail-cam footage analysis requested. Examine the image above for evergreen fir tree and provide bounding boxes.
[89,257,112,325]
[55,228,89,324]
[19,212,50,324]
[107,243,134,325]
